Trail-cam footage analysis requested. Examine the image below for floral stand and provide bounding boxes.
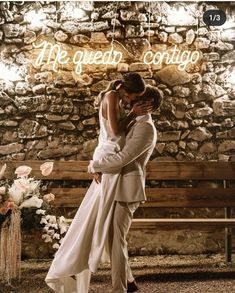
[0,161,63,284]
[0,208,21,283]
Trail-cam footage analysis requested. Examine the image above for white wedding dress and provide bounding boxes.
[46,101,125,293]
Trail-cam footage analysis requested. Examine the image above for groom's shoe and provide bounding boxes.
[127,280,138,292]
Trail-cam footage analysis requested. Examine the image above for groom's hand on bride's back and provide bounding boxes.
[93,172,102,184]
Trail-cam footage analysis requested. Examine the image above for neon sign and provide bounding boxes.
[143,45,200,71]
[33,40,200,74]
[33,40,123,74]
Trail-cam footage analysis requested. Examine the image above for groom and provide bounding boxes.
[89,85,162,293]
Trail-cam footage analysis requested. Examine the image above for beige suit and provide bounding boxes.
[92,114,157,202]
[91,113,157,293]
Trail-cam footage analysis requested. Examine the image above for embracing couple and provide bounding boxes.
[46,72,162,293]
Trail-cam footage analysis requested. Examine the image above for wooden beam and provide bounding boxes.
[131,218,235,229]
[1,161,235,180]
[48,187,235,208]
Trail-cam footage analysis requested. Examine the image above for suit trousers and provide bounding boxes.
[110,201,140,293]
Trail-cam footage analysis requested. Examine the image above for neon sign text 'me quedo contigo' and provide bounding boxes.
[33,40,200,74]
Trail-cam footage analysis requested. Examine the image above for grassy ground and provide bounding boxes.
[1,254,235,293]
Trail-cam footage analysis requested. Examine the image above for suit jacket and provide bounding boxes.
[91,114,157,202]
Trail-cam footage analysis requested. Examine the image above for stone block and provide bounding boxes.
[194,37,210,49]
[62,21,109,34]
[199,142,217,153]
[18,120,48,138]
[38,146,81,159]
[186,29,195,44]
[90,32,108,43]
[117,63,129,72]
[58,122,76,130]
[154,65,191,86]
[218,140,235,152]
[168,33,183,44]
[158,131,181,142]
[54,30,68,42]
[221,29,235,42]
[125,25,144,38]
[213,97,235,117]
[188,127,212,141]
[0,142,23,155]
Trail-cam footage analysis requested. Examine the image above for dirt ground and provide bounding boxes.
[1,254,235,293]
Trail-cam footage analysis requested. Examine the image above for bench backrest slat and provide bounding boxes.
[146,161,235,180]
[2,161,235,180]
[49,187,235,208]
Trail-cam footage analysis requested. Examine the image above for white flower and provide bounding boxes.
[58,216,66,224]
[40,162,54,176]
[40,217,48,225]
[45,215,57,224]
[19,196,43,209]
[60,223,69,234]
[47,229,55,235]
[15,165,32,178]
[0,186,6,195]
[14,178,30,192]
[8,184,24,205]
[59,238,64,244]
[0,163,6,179]
[43,226,49,232]
[42,234,53,242]
[53,233,60,240]
[28,179,40,193]
[50,224,58,229]
[36,209,46,215]
[52,243,60,249]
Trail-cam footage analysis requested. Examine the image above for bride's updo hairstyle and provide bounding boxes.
[94,72,145,108]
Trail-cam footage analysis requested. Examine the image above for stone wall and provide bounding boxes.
[0,1,235,257]
[0,1,235,161]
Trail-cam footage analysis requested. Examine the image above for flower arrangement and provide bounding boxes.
[0,161,69,283]
[0,162,53,216]
[39,213,69,250]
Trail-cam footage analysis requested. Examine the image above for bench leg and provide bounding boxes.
[225,206,232,263]
[225,227,232,262]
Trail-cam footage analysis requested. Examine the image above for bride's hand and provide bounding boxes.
[131,101,152,117]
[93,172,102,184]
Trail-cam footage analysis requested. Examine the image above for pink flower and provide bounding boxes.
[40,162,54,177]
[15,165,32,178]
[43,193,55,203]
[0,163,7,179]
[14,178,30,192]
[6,200,15,209]
[0,207,8,215]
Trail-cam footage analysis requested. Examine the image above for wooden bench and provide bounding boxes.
[2,160,235,262]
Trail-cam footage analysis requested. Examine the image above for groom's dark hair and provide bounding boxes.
[141,85,163,111]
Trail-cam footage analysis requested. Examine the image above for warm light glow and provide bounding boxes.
[143,45,200,71]
[0,63,21,81]
[167,6,195,25]
[227,70,235,84]
[64,3,86,19]
[33,41,123,75]
[24,10,46,26]
[220,17,235,30]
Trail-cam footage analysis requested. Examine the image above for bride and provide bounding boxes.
[45,73,150,293]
